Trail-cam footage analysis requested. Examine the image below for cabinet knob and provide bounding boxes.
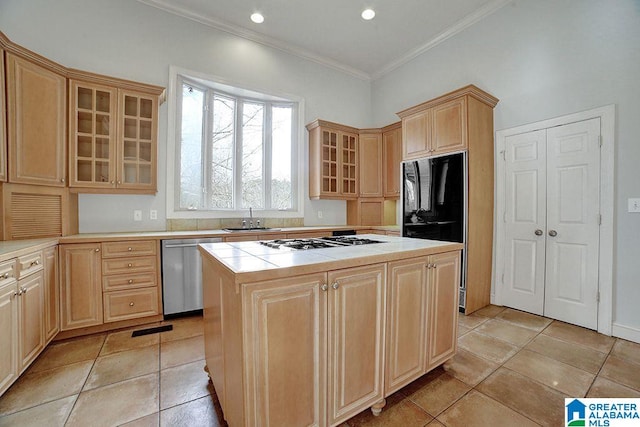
[61,178,65,183]
[534,229,543,236]
[332,281,339,290]
[1,273,10,279]
[128,247,133,251]
[117,181,122,185]
[110,181,115,185]
[128,279,134,284]
[548,230,558,237]
[129,302,134,307]
[12,291,18,298]
[321,284,328,292]
[30,260,40,266]
[95,248,100,252]
[127,263,133,268]
[20,286,27,294]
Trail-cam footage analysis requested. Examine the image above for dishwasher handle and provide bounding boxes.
[163,240,222,249]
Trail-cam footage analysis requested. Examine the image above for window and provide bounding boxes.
[174,74,299,215]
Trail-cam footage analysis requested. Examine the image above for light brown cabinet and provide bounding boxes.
[382,123,402,198]
[400,97,467,160]
[0,46,7,182]
[0,245,58,397]
[385,251,460,394]
[101,240,161,323]
[17,269,44,369]
[5,52,67,187]
[0,261,18,396]
[358,131,383,197]
[307,120,358,200]
[347,198,384,226]
[326,264,386,425]
[426,251,460,370]
[43,245,59,342]
[69,80,160,193]
[60,243,103,330]
[398,85,498,314]
[60,240,161,332]
[208,262,386,426]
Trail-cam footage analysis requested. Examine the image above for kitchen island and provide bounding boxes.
[199,234,463,427]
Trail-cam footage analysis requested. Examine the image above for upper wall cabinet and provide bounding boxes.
[398,85,498,160]
[358,130,383,198]
[5,52,67,187]
[0,47,6,183]
[68,79,161,193]
[307,120,358,200]
[382,122,402,198]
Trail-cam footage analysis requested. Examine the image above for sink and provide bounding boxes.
[222,227,280,232]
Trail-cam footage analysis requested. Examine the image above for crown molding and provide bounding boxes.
[137,0,510,82]
[136,0,372,81]
[372,0,512,79]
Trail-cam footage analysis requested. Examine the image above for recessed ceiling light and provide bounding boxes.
[250,12,264,24]
[361,8,375,20]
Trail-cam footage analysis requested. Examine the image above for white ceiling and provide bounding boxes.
[137,0,511,80]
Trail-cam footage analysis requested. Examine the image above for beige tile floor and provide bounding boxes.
[1,306,639,426]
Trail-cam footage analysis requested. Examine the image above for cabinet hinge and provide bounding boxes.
[501,150,506,161]
[598,135,603,147]
[598,214,602,225]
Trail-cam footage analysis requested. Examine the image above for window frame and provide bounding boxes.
[166,66,304,219]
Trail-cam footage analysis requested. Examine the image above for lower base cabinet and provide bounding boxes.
[386,251,460,394]
[60,240,161,333]
[0,245,58,397]
[203,250,460,426]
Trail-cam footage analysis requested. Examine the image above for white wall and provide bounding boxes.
[371,0,640,334]
[0,0,372,231]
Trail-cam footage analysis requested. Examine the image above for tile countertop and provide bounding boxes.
[199,234,463,285]
[57,225,399,243]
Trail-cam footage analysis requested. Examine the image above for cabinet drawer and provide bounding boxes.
[101,241,157,258]
[103,272,157,292]
[17,251,43,278]
[103,287,160,323]
[0,259,17,287]
[102,256,157,276]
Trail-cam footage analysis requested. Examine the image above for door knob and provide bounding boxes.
[548,230,558,237]
[534,229,543,236]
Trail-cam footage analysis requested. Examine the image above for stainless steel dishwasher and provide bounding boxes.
[161,237,222,317]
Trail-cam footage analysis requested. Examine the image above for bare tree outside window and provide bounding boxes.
[177,77,296,213]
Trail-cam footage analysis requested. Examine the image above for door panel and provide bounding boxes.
[502,130,546,314]
[328,264,385,425]
[544,118,600,330]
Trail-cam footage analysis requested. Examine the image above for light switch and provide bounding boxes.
[134,210,142,221]
[150,210,158,220]
[629,198,640,213]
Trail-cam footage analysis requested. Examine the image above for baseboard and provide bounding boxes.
[612,322,640,344]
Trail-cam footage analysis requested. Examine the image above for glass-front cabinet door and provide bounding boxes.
[117,90,157,191]
[69,80,117,188]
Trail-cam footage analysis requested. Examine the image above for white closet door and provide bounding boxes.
[544,118,601,330]
[502,130,547,315]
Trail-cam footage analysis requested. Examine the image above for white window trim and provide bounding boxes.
[166,65,305,219]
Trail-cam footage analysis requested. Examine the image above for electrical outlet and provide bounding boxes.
[134,210,142,221]
[150,209,158,220]
[629,198,640,213]
[317,210,323,219]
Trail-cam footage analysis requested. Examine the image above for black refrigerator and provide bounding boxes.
[401,151,468,309]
